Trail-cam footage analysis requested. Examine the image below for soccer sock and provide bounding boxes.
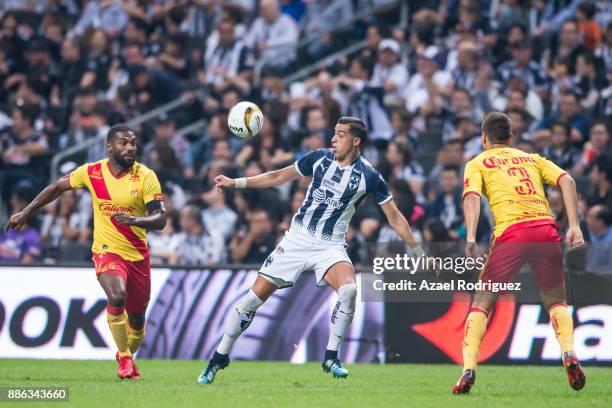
[216,290,264,355]
[127,322,145,355]
[106,306,131,357]
[549,303,575,355]
[326,283,357,354]
[462,308,489,371]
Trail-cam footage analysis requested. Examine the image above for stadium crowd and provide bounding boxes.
[0,0,611,271]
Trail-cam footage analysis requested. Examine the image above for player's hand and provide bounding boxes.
[3,210,29,232]
[565,225,585,250]
[214,175,235,191]
[465,241,479,259]
[111,212,136,226]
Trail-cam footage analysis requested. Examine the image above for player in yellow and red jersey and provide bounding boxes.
[4,124,166,380]
[452,112,586,394]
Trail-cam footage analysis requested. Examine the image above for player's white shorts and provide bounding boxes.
[258,231,353,288]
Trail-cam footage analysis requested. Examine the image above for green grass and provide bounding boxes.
[0,360,611,407]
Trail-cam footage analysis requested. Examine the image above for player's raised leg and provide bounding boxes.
[198,276,277,385]
[452,292,494,394]
[321,262,357,379]
[98,272,136,379]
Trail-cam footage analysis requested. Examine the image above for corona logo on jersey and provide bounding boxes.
[482,156,536,169]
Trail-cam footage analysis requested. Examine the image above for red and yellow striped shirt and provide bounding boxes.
[70,159,162,261]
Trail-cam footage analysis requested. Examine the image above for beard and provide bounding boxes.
[113,153,135,169]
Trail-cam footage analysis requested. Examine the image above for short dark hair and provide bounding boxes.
[577,2,597,19]
[594,206,612,226]
[337,116,367,144]
[482,112,512,144]
[13,103,39,126]
[441,164,460,175]
[551,121,570,136]
[107,124,134,142]
[594,154,612,183]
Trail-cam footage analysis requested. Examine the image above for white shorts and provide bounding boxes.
[258,232,353,288]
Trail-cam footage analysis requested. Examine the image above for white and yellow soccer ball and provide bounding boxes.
[227,101,264,138]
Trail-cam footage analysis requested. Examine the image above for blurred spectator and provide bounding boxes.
[575,120,611,174]
[546,20,588,76]
[497,39,548,98]
[129,63,183,109]
[385,140,424,196]
[201,186,237,241]
[142,114,194,180]
[577,2,603,52]
[542,121,581,170]
[72,0,128,37]
[0,103,49,208]
[586,153,612,208]
[40,188,90,259]
[585,205,612,272]
[0,183,41,264]
[302,0,353,60]
[537,91,590,146]
[170,205,225,266]
[230,207,277,263]
[148,211,180,266]
[404,45,452,116]
[371,38,408,100]
[427,165,463,238]
[244,0,299,71]
[201,19,254,95]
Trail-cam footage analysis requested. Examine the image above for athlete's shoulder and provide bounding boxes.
[131,161,157,179]
[357,156,386,185]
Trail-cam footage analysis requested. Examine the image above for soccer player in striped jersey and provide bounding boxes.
[454,112,586,394]
[4,124,167,380]
[198,116,425,384]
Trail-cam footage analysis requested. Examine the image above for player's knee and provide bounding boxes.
[107,290,126,308]
[128,313,145,330]
[338,283,357,311]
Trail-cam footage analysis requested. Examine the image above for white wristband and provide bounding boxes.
[234,177,247,189]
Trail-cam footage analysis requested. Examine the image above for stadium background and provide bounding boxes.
[0,0,611,367]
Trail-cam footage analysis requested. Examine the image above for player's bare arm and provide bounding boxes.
[3,173,72,232]
[111,201,167,230]
[462,193,481,258]
[557,173,584,249]
[380,199,424,255]
[215,164,300,190]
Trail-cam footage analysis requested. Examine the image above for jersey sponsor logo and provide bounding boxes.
[129,174,140,182]
[331,168,344,183]
[312,189,342,209]
[98,202,135,216]
[482,156,536,169]
[152,193,164,201]
[131,189,139,196]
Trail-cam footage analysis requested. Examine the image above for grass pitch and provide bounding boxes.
[0,359,611,407]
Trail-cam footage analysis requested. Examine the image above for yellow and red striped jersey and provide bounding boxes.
[70,159,162,261]
[463,147,566,238]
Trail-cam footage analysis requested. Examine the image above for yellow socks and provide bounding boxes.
[107,307,131,357]
[462,308,489,371]
[549,303,575,354]
[127,323,146,355]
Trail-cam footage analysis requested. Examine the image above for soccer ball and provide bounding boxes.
[227,101,264,138]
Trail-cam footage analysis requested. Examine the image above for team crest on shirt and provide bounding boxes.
[348,173,360,190]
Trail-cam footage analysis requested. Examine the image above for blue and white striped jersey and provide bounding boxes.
[289,148,392,243]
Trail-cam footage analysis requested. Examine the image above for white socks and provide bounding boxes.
[217,289,264,355]
[326,283,358,352]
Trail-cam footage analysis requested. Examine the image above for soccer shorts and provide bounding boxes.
[258,232,353,288]
[479,221,565,291]
[93,252,151,314]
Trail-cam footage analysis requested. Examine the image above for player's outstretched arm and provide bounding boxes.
[111,201,167,231]
[215,164,300,190]
[380,199,426,256]
[462,193,481,258]
[3,174,72,232]
[558,174,585,249]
